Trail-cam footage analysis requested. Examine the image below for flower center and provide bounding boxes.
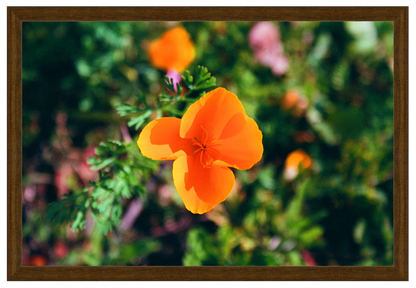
[192,126,217,168]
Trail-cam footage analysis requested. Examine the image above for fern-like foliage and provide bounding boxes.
[48,66,217,235]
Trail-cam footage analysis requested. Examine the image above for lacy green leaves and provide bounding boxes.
[116,65,216,131]
[47,142,157,234]
[48,141,158,234]
[48,66,216,235]
[182,65,216,91]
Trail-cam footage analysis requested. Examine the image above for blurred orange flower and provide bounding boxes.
[281,89,308,117]
[29,255,47,266]
[284,149,312,181]
[138,88,263,214]
[281,89,300,110]
[148,26,195,73]
[285,149,312,170]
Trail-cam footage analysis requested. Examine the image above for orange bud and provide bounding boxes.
[281,89,300,110]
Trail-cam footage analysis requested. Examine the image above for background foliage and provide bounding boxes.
[22,21,393,266]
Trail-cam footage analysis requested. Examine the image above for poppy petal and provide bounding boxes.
[172,155,235,214]
[214,117,263,170]
[180,88,248,141]
[137,117,192,160]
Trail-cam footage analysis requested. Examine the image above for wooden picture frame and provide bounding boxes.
[8,6,408,281]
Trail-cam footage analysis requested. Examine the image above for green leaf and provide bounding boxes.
[195,77,216,90]
[106,239,162,265]
[71,210,86,231]
[193,66,216,90]
[89,156,118,170]
[115,91,148,117]
[286,179,309,223]
[115,103,143,117]
[127,109,152,130]
[182,70,193,86]
[47,191,90,232]
[299,226,324,247]
[181,66,216,92]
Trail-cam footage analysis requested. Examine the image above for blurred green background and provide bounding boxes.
[22,21,394,266]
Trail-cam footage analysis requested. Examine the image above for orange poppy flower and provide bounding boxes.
[137,88,263,214]
[148,26,195,73]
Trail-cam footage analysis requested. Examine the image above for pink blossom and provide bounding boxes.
[77,146,98,184]
[249,22,281,51]
[271,54,290,76]
[301,250,318,266]
[248,22,289,76]
[55,162,73,196]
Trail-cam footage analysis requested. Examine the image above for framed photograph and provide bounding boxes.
[8,6,408,281]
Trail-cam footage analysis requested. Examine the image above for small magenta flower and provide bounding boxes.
[166,69,182,92]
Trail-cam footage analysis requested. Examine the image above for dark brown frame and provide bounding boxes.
[8,7,408,281]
